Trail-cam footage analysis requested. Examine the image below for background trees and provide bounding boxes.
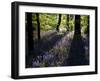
[26,13,89,42]
[26,13,89,67]
[26,13,89,40]
[36,13,40,40]
[81,15,89,36]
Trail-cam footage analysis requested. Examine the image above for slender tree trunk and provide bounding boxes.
[36,13,40,40]
[56,14,61,32]
[66,14,69,31]
[74,15,81,35]
[87,16,89,36]
[26,13,33,52]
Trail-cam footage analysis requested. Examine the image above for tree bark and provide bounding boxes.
[65,15,87,66]
[26,13,33,51]
[74,15,81,35]
[56,14,61,32]
[36,13,40,40]
[87,16,89,36]
[66,14,69,31]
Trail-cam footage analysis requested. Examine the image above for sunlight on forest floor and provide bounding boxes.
[30,31,89,68]
[26,13,89,68]
[32,32,72,67]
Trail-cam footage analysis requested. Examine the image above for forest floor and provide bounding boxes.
[26,30,89,68]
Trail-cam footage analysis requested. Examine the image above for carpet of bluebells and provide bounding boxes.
[26,31,89,68]
[32,31,73,67]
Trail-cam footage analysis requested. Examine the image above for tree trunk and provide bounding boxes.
[26,13,33,52]
[66,14,69,31]
[74,15,81,35]
[65,15,88,66]
[36,13,40,40]
[56,14,61,32]
[87,16,89,36]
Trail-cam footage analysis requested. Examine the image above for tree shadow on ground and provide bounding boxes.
[33,31,67,56]
[26,30,67,68]
[62,34,89,66]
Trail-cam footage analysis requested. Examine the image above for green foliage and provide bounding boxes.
[81,15,89,34]
[30,13,89,34]
[69,19,74,31]
[59,14,67,31]
[32,14,37,30]
[39,13,58,31]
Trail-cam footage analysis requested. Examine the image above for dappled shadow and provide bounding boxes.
[34,31,67,56]
[26,30,67,68]
[62,34,89,66]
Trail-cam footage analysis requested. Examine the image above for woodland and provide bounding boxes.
[25,13,89,68]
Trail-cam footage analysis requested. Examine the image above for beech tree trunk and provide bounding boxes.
[74,15,81,35]
[87,16,89,36]
[36,13,40,40]
[56,14,61,32]
[66,14,69,31]
[26,13,33,51]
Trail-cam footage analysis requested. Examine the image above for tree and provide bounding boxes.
[56,14,61,32]
[36,13,40,40]
[65,15,88,66]
[66,14,69,31]
[87,16,89,36]
[74,15,81,35]
[80,15,89,35]
[26,13,33,52]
